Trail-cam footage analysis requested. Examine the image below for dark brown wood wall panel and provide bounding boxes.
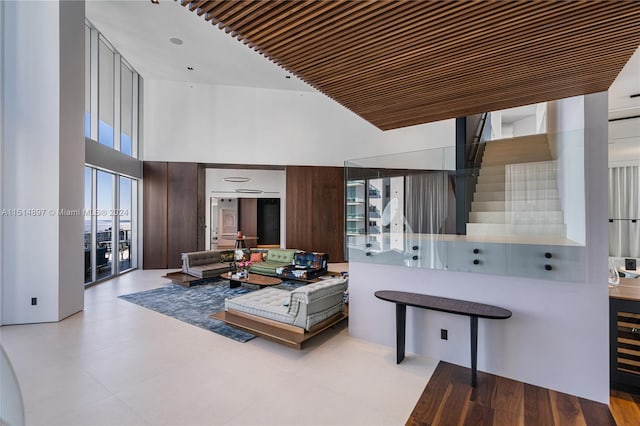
[239,198,258,246]
[167,162,199,268]
[142,161,168,269]
[196,164,206,251]
[286,166,345,262]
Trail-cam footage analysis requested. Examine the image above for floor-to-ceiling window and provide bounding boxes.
[84,20,141,286]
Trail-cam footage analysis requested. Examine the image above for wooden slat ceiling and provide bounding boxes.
[177,0,640,130]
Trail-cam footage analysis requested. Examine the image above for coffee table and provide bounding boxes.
[223,272,282,289]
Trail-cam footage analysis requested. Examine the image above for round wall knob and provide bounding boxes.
[365,252,372,257]
[412,245,419,251]
[544,252,552,259]
[365,243,371,248]
[412,255,418,260]
[545,264,553,271]
[473,248,480,254]
[473,259,480,265]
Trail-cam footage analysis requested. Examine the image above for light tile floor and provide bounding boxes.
[1,269,437,426]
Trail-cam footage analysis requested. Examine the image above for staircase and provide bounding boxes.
[466,134,567,239]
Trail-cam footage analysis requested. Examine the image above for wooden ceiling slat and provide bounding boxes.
[254,0,403,57]
[306,2,614,87]
[343,46,639,111]
[217,0,286,34]
[175,0,640,130]
[222,1,282,33]
[230,1,312,42]
[371,75,619,129]
[244,1,347,51]
[325,27,640,104]
[284,1,517,74]
[204,1,244,25]
[315,8,640,95]
[208,1,256,26]
[196,1,221,17]
[367,65,626,120]
[264,1,404,55]
[252,1,386,56]
[187,0,208,12]
[246,1,374,53]
[353,58,631,116]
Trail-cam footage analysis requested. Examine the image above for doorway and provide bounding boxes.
[257,198,281,246]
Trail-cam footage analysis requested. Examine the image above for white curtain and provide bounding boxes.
[609,166,640,258]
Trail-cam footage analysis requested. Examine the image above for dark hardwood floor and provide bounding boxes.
[408,361,640,425]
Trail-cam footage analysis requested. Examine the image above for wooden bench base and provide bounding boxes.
[210,307,348,349]
[163,271,224,287]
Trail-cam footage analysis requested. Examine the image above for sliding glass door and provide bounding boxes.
[84,166,138,285]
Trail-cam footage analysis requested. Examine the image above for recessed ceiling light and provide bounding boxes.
[169,37,183,45]
[235,188,263,194]
[187,66,194,71]
[223,176,251,183]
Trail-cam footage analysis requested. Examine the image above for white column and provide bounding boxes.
[1,0,85,324]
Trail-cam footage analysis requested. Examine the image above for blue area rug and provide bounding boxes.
[119,279,304,343]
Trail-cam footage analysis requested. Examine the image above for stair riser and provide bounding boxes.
[483,146,550,155]
[486,134,549,145]
[483,154,552,161]
[471,200,562,212]
[476,181,558,192]
[474,189,559,202]
[466,223,567,237]
[469,211,564,224]
[477,175,558,185]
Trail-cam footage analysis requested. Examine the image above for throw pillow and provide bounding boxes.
[250,252,263,263]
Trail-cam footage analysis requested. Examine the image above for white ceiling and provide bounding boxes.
[85,0,313,91]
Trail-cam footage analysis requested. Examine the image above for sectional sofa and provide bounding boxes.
[224,277,347,331]
[181,249,234,278]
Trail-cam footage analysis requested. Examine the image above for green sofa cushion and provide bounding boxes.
[266,249,297,263]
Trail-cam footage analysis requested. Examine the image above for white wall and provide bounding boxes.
[609,117,640,167]
[1,0,85,324]
[205,168,286,249]
[142,80,455,165]
[349,93,610,403]
[512,115,537,136]
[547,96,587,244]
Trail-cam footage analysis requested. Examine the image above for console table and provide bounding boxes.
[374,290,512,386]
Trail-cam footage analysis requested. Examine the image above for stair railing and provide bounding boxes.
[466,112,490,170]
[462,112,490,229]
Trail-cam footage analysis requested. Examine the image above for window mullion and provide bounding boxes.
[113,53,121,152]
[90,27,99,141]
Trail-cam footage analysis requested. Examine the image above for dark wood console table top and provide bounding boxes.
[374,290,511,387]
